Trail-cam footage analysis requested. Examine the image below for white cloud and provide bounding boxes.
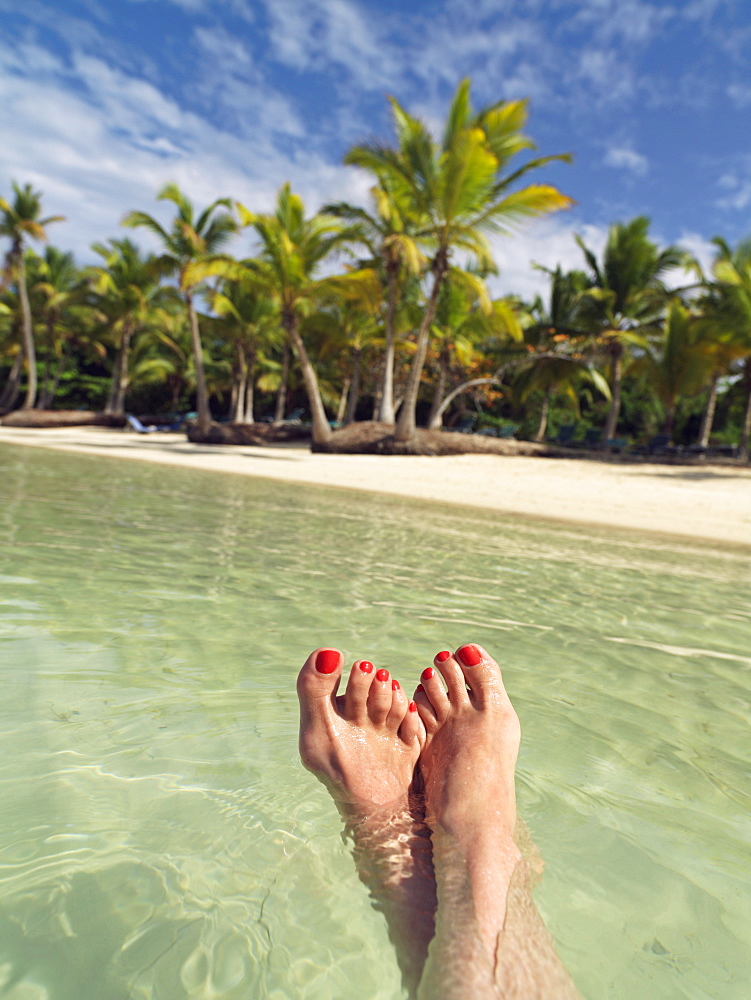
[603,145,649,176]
[728,83,751,108]
[487,216,608,301]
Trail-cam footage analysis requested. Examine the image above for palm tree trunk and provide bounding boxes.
[245,344,256,424]
[740,358,751,462]
[105,337,122,415]
[112,324,133,416]
[274,340,290,423]
[284,310,332,446]
[377,267,398,423]
[230,343,247,422]
[337,378,351,424]
[186,290,211,432]
[47,345,68,408]
[17,255,37,410]
[38,316,55,410]
[394,251,448,443]
[604,342,623,440]
[0,350,23,411]
[427,352,449,429]
[697,373,719,448]
[344,347,362,425]
[534,389,551,442]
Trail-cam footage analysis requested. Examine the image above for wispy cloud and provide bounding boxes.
[603,145,649,176]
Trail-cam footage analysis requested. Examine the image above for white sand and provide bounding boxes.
[2,425,750,547]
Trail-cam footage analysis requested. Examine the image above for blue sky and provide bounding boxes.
[1,0,750,297]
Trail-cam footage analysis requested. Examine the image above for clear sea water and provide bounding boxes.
[0,442,749,1000]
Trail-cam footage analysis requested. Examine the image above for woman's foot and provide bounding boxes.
[414,643,524,964]
[297,647,424,810]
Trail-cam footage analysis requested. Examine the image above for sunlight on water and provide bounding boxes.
[0,443,749,999]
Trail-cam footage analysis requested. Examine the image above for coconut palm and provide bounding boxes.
[227,184,373,445]
[513,266,610,440]
[345,79,573,443]
[0,182,64,408]
[709,236,751,459]
[324,178,425,423]
[30,246,90,408]
[206,279,280,423]
[576,217,684,439]
[123,183,238,431]
[88,239,175,416]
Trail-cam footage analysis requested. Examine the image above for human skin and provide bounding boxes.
[297,643,580,999]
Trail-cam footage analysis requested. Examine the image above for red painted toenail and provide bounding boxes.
[436,650,451,662]
[421,667,434,681]
[315,649,340,674]
[376,668,389,682]
[391,679,400,690]
[408,701,417,712]
[415,683,424,693]
[359,660,373,673]
[457,644,482,666]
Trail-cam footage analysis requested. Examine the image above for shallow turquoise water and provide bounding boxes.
[0,443,749,1000]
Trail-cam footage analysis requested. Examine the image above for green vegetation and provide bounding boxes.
[1,81,750,456]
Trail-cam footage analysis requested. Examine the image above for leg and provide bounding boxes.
[415,644,580,1000]
[297,648,436,994]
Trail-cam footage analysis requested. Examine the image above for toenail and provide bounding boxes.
[315,649,340,674]
[415,683,424,693]
[408,701,417,712]
[359,660,373,673]
[436,650,451,662]
[391,679,400,690]
[421,667,434,681]
[376,668,389,682]
[457,644,482,666]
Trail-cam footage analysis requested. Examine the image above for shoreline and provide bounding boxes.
[2,425,750,547]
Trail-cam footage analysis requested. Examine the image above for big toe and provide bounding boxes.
[454,642,509,706]
[297,647,343,726]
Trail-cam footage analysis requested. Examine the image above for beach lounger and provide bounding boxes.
[126,414,183,433]
[548,423,577,446]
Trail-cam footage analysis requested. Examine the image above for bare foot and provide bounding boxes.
[415,643,523,963]
[297,647,423,810]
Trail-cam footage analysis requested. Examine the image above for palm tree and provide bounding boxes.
[710,237,751,459]
[324,178,425,423]
[0,182,64,409]
[345,79,573,443]
[230,184,371,446]
[88,239,175,416]
[123,183,238,431]
[206,279,279,423]
[30,246,88,409]
[635,299,714,440]
[576,217,684,439]
[513,266,610,440]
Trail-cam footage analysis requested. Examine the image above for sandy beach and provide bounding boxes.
[1,424,750,547]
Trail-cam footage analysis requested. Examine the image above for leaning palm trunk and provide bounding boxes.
[17,257,37,410]
[336,378,350,424]
[604,342,623,440]
[427,355,449,429]
[377,268,399,423]
[697,373,719,448]
[0,350,23,411]
[394,253,448,443]
[535,389,551,442]
[185,291,211,432]
[344,347,361,425]
[740,358,751,462]
[274,341,290,423]
[105,323,133,416]
[284,311,332,446]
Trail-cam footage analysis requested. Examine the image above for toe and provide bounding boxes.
[367,667,393,725]
[297,647,343,728]
[454,642,508,706]
[386,677,408,730]
[433,649,470,706]
[399,699,424,747]
[343,659,375,722]
[419,665,450,721]
[414,684,440,734]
